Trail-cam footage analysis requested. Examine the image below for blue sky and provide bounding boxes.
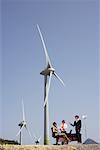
[1,0,100,144]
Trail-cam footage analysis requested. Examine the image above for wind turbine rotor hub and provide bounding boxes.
[82,115,87,119]
[23,121,26,126]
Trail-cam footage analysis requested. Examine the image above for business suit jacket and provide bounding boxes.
[71,119,81,133]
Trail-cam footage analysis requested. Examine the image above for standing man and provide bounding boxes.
[70,115,82,143]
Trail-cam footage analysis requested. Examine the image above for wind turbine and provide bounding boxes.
[37,24,65,145]
[82,115,87,141]
[34,136,41,145]
[16,99,32,145]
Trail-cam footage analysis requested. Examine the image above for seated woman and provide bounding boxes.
[51,122,59,144]
[51,122,70,145]
[60,120,68,133]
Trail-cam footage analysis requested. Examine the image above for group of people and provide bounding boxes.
[51,115,82,144]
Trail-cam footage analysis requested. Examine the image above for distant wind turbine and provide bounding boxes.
[34,136,41,145]
[82,114,87,140]
[16,99,32,145]
[37,24,65,145]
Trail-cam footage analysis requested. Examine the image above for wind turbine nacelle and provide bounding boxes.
[48,67,55,72]
[40,67,55,76]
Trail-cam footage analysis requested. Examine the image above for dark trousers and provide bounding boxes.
[76,131,82,143]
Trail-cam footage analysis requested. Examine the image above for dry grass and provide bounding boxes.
[0,144,100,150]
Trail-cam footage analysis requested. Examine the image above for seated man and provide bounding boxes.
[51,122,70,145]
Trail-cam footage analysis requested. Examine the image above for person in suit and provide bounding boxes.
[70,115,82,143]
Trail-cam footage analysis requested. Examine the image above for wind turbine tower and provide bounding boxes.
[18,122,23,145]
[37,25,65,145]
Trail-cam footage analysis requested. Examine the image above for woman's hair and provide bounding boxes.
[53,122,57,126]
[62,120,65,123]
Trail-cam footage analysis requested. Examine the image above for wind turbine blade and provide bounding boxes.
[44,71,52,107]
[25,126,32,140]
[54,72,65,86]
[16,125,24,136]
[22,99,25,121]
[37,24,52,67]
[38,136,41,142]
